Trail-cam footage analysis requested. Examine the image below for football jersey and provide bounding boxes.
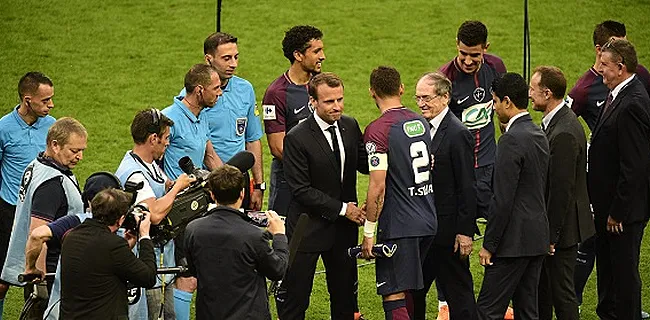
[364,107,437,240]
[262,72,312,137]
[567,64,650,131]
[440,53,507,168]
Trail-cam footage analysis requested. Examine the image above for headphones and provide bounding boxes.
[147,108,162,134]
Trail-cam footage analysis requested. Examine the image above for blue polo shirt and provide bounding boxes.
[179,76,263,162]
[0,106,56,205]
[162,97,210,180]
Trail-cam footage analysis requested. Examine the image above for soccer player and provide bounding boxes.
[361,66,437,320]
[262,25,325,216]
[566,21,650,319]
[179,32,265,210]
[0,72,55,318]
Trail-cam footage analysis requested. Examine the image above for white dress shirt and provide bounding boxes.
[314,112,347,216]
[429,107,449,139]
[506,111,530,132]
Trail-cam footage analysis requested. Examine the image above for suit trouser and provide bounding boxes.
[595,221,646,320]
[477,255,544,320]
[276,243,357,320]
[412,244,477,320]
[538,245,579,320]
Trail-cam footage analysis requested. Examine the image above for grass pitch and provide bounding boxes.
[1,0,649,319]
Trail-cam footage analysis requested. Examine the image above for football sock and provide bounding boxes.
[438,300,448,310]
[404,291,414,318]
[0,298,4,320]
[383,299,410,320]
[173,288,192,320]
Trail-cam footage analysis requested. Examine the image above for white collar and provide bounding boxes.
[429,107,449,131]
[506,111,529,132]
[611,74,635,101]
[314,111,337,131]
[541,101,565,130]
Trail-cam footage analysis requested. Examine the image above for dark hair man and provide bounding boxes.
[588,39,650,320]
[60,188,157,319]
[0,71,56,315]
[477,73,550,320]
[161,63,223,319]
[24,172,125,320]
[411,72,478,320]
[439,20,507,222]
[530,66,595,320]
[178,32,266,211]
[361,66,437,320]
[183,165,288,319]
[1,117,87,319]
[115,109,195,320]
[278,72,368,319]
[262,25,326,217]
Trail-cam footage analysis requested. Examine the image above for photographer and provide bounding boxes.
[115,108,194,320]
[60,188,156,319]
[183,165,288,320]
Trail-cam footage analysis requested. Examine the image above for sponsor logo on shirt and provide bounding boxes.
[457,96,470,105]
[596,100,605,107]
[461,101,493,130]
[473,87,486,102]
[18,164,34,203]
[403,120,426,138]
[365,141,377,155]
[263,105,276,120]
[294,105,306,114]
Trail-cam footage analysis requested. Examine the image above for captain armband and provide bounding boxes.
[368,153,388,171]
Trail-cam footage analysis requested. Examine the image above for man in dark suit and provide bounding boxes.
[477,73,550,320]
[530,66,596,320]
[60,188,157,319]
[278,72,368,320]
[588,39,650,320]
[411,72,478,320]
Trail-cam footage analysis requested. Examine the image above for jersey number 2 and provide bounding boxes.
[410,141,430,184]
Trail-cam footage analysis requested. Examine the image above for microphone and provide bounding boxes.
[225,151,255,173]
[178,156,195,175]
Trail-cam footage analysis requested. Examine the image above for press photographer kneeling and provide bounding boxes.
[59,188,156,319]
[183,164,289,320]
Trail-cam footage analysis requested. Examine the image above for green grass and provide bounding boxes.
[1,0,649,319]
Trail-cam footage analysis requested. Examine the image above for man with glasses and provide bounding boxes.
[588,38,650,320]
[411,72,478,320]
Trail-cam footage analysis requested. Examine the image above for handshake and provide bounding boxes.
[344,202,366,225]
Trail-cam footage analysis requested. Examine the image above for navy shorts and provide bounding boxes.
[475,164,493,219]
[375,236,433,296]
[268,159,292,217]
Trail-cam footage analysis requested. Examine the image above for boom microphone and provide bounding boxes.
[225,150,255,173]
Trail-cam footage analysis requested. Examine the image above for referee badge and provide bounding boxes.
[236,118,247,136]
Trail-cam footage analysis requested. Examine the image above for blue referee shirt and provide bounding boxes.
[179,76,263,162]
[162,97,210,180]
[0,106,56,205]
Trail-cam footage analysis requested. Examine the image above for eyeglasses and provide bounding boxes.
[414,94,440,103]
[603,39,626,66]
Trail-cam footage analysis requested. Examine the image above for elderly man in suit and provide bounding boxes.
[278,72,368,320]
[530,66,595,320]
[477,73,550,320]
[410,72,478,320]
[588,39,650,320]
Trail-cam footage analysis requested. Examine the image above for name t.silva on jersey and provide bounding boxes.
[408,183,434,197]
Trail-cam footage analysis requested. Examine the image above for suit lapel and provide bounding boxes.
[545,104,568,136]
[431,112,450,154]
[592,82,634,138]
[308,116,341,173]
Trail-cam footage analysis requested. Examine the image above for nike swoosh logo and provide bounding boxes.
[376,282,387,288]
[294,106,306,114]
[457,96,470,105]
[596,100,605,107]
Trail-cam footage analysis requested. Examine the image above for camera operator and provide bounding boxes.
[183,165,288,320]
[60,188,156,319]
[115,108,194,320]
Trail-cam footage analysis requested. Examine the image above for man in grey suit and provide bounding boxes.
[588,39,650,320]
[411,72,478,320]
[530,66,595,320]
[477,72,550,320]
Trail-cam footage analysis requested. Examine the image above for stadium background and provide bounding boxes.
[0,0,648,318]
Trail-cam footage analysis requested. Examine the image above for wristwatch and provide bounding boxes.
[254,182,266,191]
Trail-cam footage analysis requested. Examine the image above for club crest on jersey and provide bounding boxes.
[263,105,276,120]
[461,101,493,130]
[365,142,377,155]
[403,120,425,138]
[236,117,247,136]
[473,87,486,102]
[370,156,381,167]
